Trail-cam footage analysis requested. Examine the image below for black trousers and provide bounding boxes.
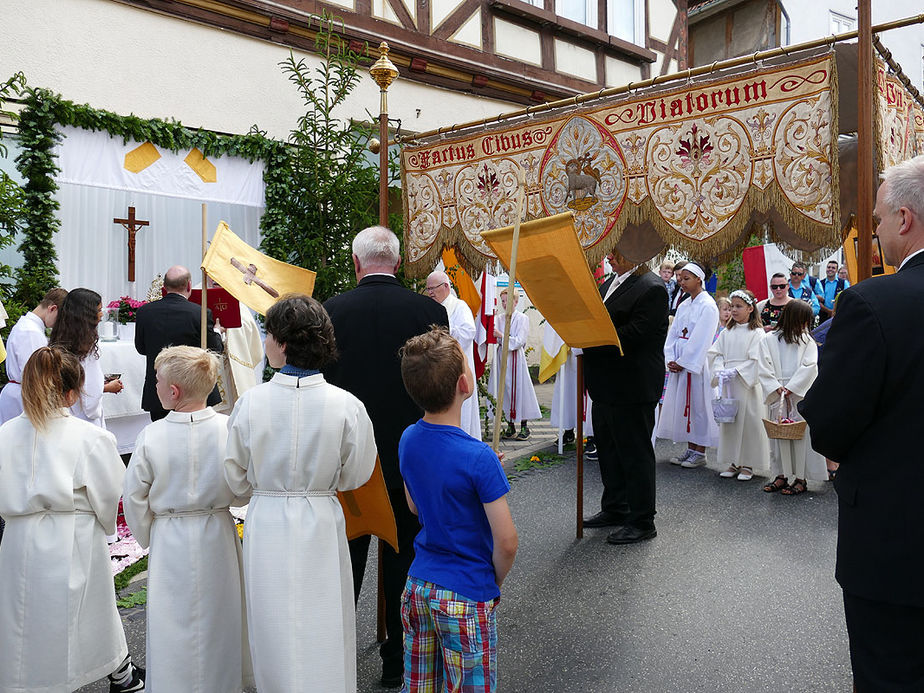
[350,486,420,676]
[591,401,657,529]
[843,591,924,691]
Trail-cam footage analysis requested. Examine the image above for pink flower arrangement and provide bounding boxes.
[107,296,146,324]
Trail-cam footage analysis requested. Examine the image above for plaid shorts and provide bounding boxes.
[401,577,499,693]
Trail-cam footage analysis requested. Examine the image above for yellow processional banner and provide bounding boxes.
[201,221,316,314]
[481,212,621,351]
[402,52,840,276]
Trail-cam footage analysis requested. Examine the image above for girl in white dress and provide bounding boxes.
[0,347,143,693]
[658,262,720,467]
[123,345,253,693]
[707,290,769,481]
[225,295,376,693]
[757,300,826,495]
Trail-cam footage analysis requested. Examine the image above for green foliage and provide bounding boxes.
[116,587,147,609]
[0,73,27,297]
[113,556,148,592]
[262,13,396,302]
[13,88,286,311]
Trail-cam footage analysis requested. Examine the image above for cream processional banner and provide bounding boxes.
[402,52,840,276]
[875,58,924,172]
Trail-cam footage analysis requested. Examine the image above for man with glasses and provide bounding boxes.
[425,270,481,439]
[801,154,924,691]
[787,261,819,317]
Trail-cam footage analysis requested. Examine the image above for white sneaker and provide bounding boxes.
[670,449,695,465]
[681,452,707,468]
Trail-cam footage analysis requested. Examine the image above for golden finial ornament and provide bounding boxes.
[369,42,399,91]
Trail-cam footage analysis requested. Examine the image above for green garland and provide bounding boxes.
[14,88,291,307]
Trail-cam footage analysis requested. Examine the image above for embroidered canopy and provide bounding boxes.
[400,44,923,277]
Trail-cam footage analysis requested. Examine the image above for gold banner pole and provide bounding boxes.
[857,0,874,282]
[491,169,527,453]
[369,41,399,646]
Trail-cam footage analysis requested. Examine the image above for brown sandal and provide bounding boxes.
[781,478,807,495]
[763,475,787,493]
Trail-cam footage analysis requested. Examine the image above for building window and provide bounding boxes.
[830,11,855,35]
[607,0,643,44]
[557,0,597,28]
[526,0,543,7]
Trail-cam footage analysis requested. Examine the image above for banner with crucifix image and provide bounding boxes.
[401,51,841,276]
[201,222,316,314]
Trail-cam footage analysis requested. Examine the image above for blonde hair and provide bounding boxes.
[659,261,675,271]
[154,346,220,401]
[715,296,731,309]
[22,347,84,431]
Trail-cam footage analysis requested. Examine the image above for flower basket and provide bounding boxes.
[762,394,806,440]
[712,380,739,424]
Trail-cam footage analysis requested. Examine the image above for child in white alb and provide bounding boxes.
[757,301,827,495]
[658,261,720,468]
[123,345,252,692]
[707,290,769,481]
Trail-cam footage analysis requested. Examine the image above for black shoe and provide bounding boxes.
[516,426,531,440]
[110,666,145,693]
[582,511,625,528]
[562,429,575,445]
[380,672,403,689]
[502,424,517,439]
[606,526,657,545]
[583,441,598,461]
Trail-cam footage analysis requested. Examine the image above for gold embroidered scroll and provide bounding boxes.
[402,52,840,276]
[481,211,621,350]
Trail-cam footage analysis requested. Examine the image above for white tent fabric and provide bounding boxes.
[51,126,264,304]
[55,126,265,206]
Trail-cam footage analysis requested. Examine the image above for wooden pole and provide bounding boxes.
[370,41,399,646]
[491,169,527,453]
[201,203,208,349]
[576,353,584,540]
[857,0,874,282]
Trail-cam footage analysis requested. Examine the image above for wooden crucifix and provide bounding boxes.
[113,207,150,282]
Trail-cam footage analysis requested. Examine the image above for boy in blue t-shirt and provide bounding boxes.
[398,327,518,692]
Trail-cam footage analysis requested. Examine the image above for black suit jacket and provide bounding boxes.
[583,269,669,406]
[134,293,224,416]
[323,275,449,490]
[800,251,924,607]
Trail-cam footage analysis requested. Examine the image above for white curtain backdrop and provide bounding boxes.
[51,126,265,305]
[54,183,263,305]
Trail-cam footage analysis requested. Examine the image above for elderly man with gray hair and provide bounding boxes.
[801,154,924,691]
[322,225,448,689]
[425,269,481,439]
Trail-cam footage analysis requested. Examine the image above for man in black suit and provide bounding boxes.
[323,226,448,688]
[134,265,224,420]
[582,251,669,544]
[800,156,924,691]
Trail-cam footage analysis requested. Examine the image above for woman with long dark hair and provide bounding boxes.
[49,288,123,427]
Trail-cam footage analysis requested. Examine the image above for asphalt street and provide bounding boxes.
[79,380,851,692]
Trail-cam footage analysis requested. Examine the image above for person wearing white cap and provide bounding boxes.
[658,261,720,467]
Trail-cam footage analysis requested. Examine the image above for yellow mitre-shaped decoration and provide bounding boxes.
[481,211,621,351]
[184,148,217,183]
[123,142,161,173]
